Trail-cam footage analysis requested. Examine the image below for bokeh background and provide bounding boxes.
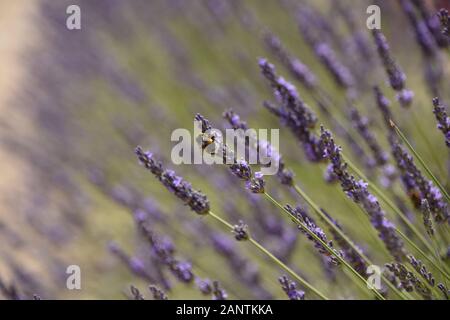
[0,0,449,299]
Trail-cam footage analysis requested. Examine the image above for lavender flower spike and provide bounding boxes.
[320,127,406,261]
[135,146,210,215]
[432,97,450,148]
[438,9,450,38]
[149,285,168,300]
[279,275,305,300]
[372,29,413,107]
[259,58,322,162]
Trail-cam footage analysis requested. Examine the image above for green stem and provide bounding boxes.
[263,192,386,300]
[207,210,329,300]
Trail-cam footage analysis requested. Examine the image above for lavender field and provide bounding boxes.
[0,0,450,300]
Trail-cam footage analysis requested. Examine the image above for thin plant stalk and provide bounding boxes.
[207,210,329,300]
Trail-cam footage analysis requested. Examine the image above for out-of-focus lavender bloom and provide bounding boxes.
[411,0,448,47]
[135,146,210,215]
[259,59,322,162]
[263,32,317,90]
[232,220,250,241]
[420,199,435,237]
[348,106,388,166]
[0,276,22,300]
[135,217,194,283]
[372,30,413,107]
[108,241,157,283]
[432,97,450,148]
[297,8,354,90]
[210,233,272,299]
[285,204,342,265]
[401,0,437,57]
[320,127,405,261]
[149,285,168,300]
[438,9,450,38]
[130,285,145,300]
[195,278,228,300]
[279,275,305,300]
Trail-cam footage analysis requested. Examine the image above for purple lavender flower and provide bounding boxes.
[279,275,305,300]
[195,113,266,193]
[432,97,450,147]
[130,285,145,300]
[223,109,294,186]
[149,285,168,300]
[212,281,228,300]
[401,0,437,57]
[437,283,449,299]
[408,255,435,287]
[135,146,210,215]
[391,142,449,223]
[320,127,406,261]
[136,217,194,283]
[259,59,322,162]
[348,106,388,166]
[420,199,435,237]
[285,204,342,265]
[372,29,413,107]
[385,262,432,299]
[438,9,450,38]
[263,32,317,90]
[232,220,249,241]
[297,8,354,90]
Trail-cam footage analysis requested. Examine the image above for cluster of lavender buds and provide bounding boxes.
[408,255,435,287]
[321,209,368,277]
[372,29,414,107]
[135,146,210,215]
[130,285,145,300]
[385,262,432,299]
[279,275,305,300]
[149,285,168,300]
[259,58,322,162]
[232,220,250,241]
[223,109,294,186]
[285,204,342,265]
[438,9,450,37]
[432,97,450,147]
[195,113,265,193]
[391,142,449,223]
[420,199,435,237]
[320,127,406,261]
